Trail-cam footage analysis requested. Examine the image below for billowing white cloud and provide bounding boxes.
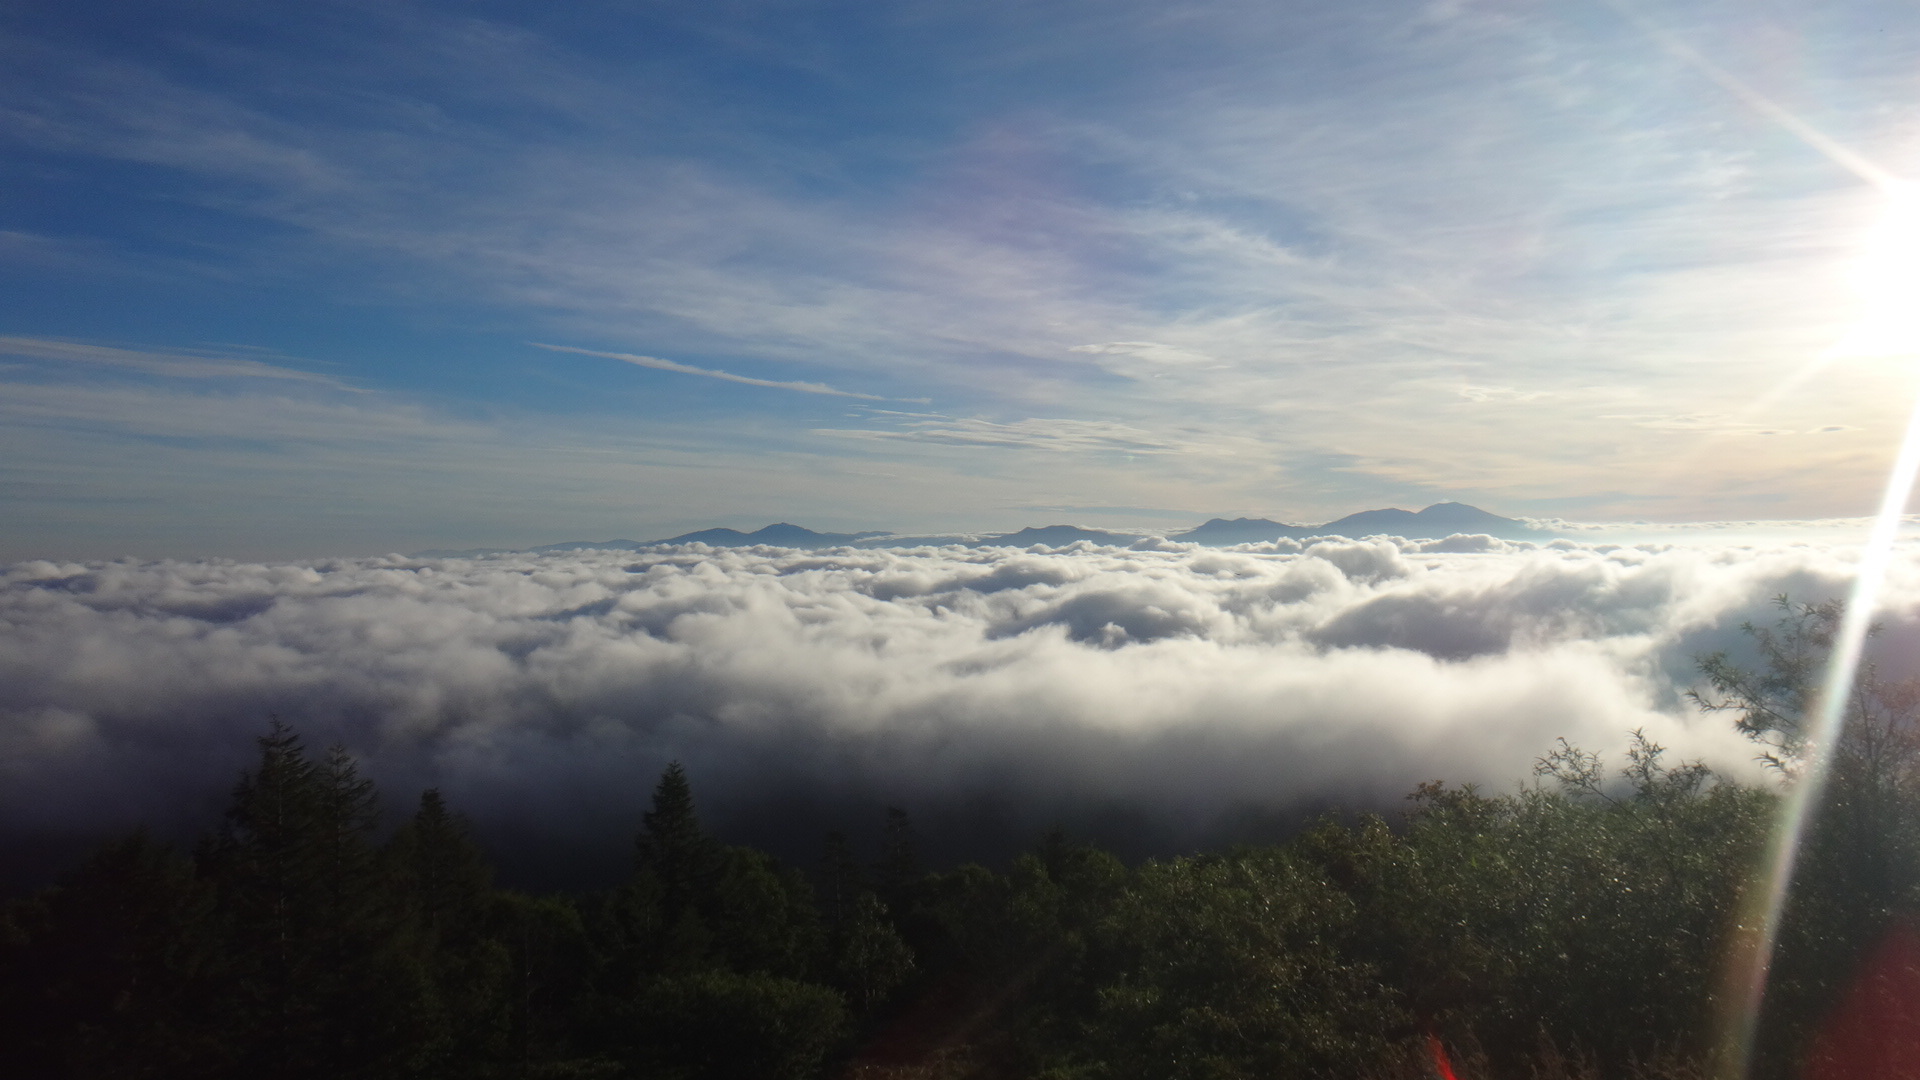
[3,536,1915,882]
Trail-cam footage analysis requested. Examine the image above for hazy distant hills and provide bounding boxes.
[1173,502,1548,545]
[1168,518,1299,545]
[970,524,1144,547]
[647,523,889,547]
[413,523,886,557]
[410,502,1551,557]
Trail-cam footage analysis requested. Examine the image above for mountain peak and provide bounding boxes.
[650,523,886,548]
[415,503,1551,558]
[1172,503,1549,545]
[977,524,1142,547]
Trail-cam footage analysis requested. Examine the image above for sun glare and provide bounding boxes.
[1716,174,1920,1080]
[1832,182,1920,360]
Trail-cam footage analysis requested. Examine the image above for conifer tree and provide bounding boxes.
[199,719,329,1078]
[388,789,511,1075]
[0,833,220,1078]
[873,807,922,913]
[835,892,914,1012]
[199,723,417,1079]
[615,762,724,977]
[636,762,716,920]
[819,831,865,941]
[390,789,492,939]
[313,744,383,961]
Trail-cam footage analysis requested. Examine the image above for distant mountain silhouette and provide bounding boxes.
[433,524,887,557]
[530,538,649,552]
[412,504,1549,558]
[1320,502,1545,540]
[650,523,887,548]
[1173,517,1313,545]
[1172,503,1548,544]
[972,524,1143,548]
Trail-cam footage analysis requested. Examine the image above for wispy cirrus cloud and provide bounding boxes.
[0,379,468,444]
[814,415,1200,454]
[2,0,1918,546]
[0,336,358,389]
[531,342,887,400]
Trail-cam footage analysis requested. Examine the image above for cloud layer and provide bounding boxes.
[5,535,1917,887]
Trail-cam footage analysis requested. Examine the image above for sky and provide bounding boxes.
[4,0,1920,559]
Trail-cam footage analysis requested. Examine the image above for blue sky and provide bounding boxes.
[3,0,1919,558]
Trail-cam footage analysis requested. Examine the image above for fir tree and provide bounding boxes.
[200,717,328,1076]
[0,833,221,1078]
[818,831,865,941]
[636,762,717,922]
[313,744,382,967]
[389,789,492,940]
[198,722,415,1079]
[873,807,922,916]
[388,789,512,1075]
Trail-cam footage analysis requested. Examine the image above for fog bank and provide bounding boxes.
[7,534,1913,888]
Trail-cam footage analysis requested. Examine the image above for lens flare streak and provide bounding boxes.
[1717,391,1920,1077]
[1426,1031,1460,1080]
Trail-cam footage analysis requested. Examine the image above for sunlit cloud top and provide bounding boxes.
[4,0,1919,559]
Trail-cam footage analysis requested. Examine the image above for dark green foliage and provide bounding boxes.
[619,970,848,1079]
[874,806,922,913]
[708,846,825,979]
[1074,847,1404,1079]
[1694,595,1840,770]
[1694,596,1920,1076]
[196,723,425,1079]
[636,762,716,924]
[813,816,920,1013]
[597,764,824,984]
[0,733,855,1080]
[836,890,915,1011]
[389,789,493,939]
[818,830,865,942]
[387,789,514,1075]
[1385,748,1771,1073]
[577,763,848,1074]
[488,891,601,1073]
[896,759,1772,1079]
[0,833,221,1078]
[5,645,1918,1080]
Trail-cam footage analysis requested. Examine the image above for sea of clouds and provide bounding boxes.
[7,533,1920,886]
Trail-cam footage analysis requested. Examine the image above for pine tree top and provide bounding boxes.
[638,761,711,869]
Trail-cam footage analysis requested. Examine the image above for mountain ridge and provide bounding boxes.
[1172,502,1545,545]
[408,503,1552,557]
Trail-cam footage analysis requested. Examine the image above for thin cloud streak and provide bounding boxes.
[1602,0,1900,191]
[532,342,888,400]
[0,336,359,390]
[813,415,1200,454]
